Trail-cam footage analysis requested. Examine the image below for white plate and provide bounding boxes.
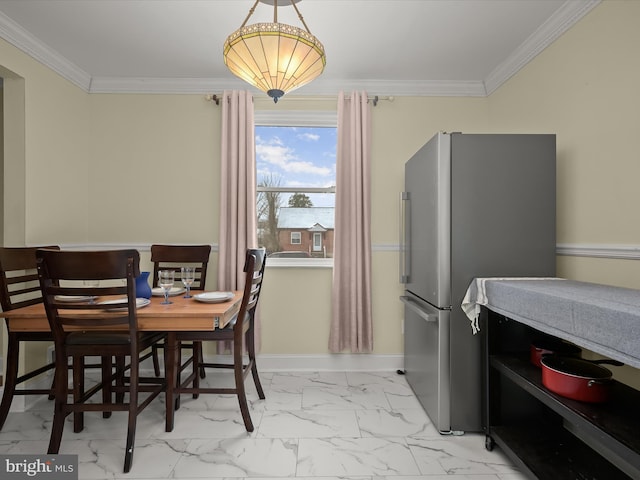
[98,297,151,311]
[54,295,97,303]
[151,287,186,297]
[193,291,234,304]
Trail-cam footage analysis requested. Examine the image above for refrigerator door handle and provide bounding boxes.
[400,191,410,283]
[400,296,437,322]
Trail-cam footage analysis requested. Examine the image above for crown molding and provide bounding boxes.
[278,79,488,98]
[86,76,487,97]
[484,0,600,95]
[0,11,91,90]
[0,1,599,97]
[87,76,237,94]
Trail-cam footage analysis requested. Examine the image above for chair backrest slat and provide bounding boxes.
[36,249,140,340]
[236,248,266,328]
[0,246,60,312]
[150,244,211,290]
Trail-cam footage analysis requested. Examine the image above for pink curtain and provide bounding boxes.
[329,91,373,353]
[217,90,259,347]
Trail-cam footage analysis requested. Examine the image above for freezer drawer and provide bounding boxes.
[401,295,451,432]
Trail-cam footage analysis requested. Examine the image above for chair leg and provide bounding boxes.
[47,360,67,455]
[73,356,84,433]
[152,344,161,377]
[0,335,20,429]
[234,348,254,432]
[102,356,113,418]
[250,363,265,400]
[191,343,200,400]
[48,374,56,400]
[123,417,137,473]
[196,342,206,379]
[246,326,265,400]
[123,358,139,473]
[115,356,126,404]
[174,341,182,410]
[48,346,56,400]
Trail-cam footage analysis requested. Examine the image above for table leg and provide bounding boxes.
[165,332,177,432]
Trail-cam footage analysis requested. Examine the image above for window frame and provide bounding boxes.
[254,110,336,268]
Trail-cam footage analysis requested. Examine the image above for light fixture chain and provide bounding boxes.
[240,0,261,29]
[291,1,312,33]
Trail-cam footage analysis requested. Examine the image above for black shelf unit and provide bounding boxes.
[483,312,640,480]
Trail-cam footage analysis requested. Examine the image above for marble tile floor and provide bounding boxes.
[0,370,527,480]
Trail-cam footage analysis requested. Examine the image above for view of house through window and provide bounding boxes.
[255,124,337,259]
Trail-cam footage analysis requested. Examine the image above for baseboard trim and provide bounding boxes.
[250,353,404,372]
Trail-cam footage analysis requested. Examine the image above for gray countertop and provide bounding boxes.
[464,278,640,369]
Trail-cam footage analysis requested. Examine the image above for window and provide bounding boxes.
[255,111,337,265]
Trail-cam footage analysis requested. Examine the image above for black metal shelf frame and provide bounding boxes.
[483,311,640,480]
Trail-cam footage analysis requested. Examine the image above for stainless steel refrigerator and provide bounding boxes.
[400,132,556,433]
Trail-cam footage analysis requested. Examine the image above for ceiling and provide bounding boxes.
[0,0,599,97]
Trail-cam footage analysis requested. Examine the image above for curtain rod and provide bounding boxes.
[205,94,393,106]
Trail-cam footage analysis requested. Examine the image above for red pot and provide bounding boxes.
[530,339,582,368]
[540,355,612,403]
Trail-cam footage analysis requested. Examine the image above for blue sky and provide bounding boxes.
[255,126,336,207]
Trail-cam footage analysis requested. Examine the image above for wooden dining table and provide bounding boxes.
[0,291,242,432]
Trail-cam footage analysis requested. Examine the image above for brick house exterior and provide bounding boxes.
[276,207,335,258]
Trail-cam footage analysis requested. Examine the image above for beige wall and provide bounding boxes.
[1,38,90,247]
[1,1,639,369]
[87,94,220,245]
[488,1,640,268]
[488,0,640,288]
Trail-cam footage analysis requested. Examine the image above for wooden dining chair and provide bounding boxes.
[0,246,60,429]
[36,249,167,473]
[173,248,266,432]
[149,244,211,378]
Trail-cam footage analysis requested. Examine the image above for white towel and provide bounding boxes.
[461,277,563,334]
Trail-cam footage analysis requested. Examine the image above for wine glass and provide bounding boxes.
[83,279,99,304]
[181,267,195,298]
[158,270,174,305]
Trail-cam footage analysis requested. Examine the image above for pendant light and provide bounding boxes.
[223,0,326,103]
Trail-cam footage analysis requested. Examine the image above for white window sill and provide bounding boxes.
[266,258,333,268]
